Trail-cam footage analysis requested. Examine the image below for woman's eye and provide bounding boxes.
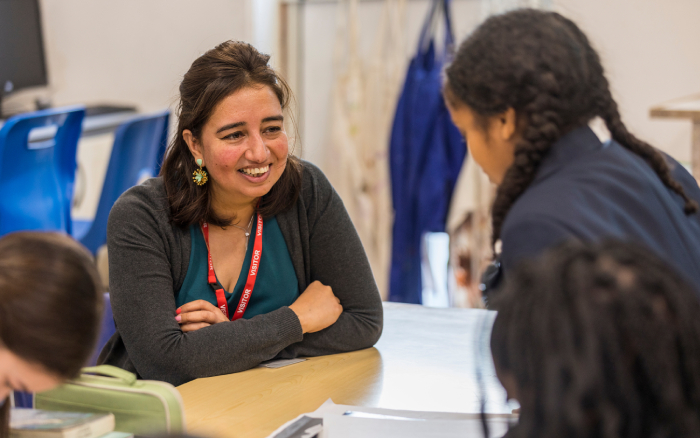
[223,131,244,140]
[265,126,281,134]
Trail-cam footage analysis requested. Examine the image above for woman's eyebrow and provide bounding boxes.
[262,115,284,123]
[216,115,282,134]
[216,121,245,134]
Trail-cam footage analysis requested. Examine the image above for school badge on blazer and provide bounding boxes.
[34,365,185,435]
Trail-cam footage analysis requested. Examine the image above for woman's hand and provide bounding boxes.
[176,300,228,333]
[289,281,343,334]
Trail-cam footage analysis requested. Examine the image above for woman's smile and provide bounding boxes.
[238,164,271,182]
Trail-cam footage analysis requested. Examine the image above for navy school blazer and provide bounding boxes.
[490,125,700,295]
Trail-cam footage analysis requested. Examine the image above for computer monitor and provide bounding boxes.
[0,0,49,117]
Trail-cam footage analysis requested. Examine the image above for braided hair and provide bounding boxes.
[445,9,698,250]
[490,240,700,438]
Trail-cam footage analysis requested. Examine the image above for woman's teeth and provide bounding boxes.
[239,165,269,177]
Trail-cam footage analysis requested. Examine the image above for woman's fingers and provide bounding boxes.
[176,301,224,332]
[178,299,221,315]
[176,300,228,325]
[177,309,221,325]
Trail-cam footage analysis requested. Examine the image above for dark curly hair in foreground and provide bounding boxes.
[490,240,700,438]
[445,9,697,251]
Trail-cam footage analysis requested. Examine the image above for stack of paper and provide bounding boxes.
[267,399,516,438]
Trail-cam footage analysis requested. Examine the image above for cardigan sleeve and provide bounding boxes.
[106,183,304,386]
[276,164,383,358]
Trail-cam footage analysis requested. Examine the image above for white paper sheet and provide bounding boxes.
[258,358,307,369]
[266,399,515,438]
[323,413,504,438]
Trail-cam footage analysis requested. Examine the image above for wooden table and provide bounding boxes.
[177,303,508,438]
[650,94,700,178]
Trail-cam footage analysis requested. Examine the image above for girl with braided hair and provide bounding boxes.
[490,240,700,438]
[443,9,700,295]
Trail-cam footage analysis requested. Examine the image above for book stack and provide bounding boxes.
[10,409,132,438]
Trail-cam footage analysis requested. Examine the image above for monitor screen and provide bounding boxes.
[0,0,48,95]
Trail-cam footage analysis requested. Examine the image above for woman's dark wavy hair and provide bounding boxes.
[490,240,700,438]
[445,9,698,250]
[160,41,302,227]
[0,232,103,438]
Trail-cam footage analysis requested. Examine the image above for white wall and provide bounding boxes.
[6,0,252,114]
[553,0,700,163]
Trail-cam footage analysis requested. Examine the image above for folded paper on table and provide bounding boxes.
[266,399,516,438]
[258,358,307,369]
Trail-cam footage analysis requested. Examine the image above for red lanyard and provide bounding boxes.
[200,213,263,320]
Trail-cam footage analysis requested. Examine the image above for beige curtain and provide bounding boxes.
[480,0,553,19]
[326,0,406,299]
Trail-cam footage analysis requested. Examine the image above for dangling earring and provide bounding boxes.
[192,158,208,186]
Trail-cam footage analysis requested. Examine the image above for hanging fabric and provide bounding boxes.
[388,0,465,304]
[326,0,406,299]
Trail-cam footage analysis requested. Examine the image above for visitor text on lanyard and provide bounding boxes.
[200,214,263,320]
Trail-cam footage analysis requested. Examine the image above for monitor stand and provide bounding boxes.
[0,93,20,120]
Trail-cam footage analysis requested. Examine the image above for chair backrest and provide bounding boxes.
[87,292,115,367]
[154,110,169,176]
[78,110,169,254]
[0,106,85,235]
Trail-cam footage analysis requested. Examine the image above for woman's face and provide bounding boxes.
[445,97,518,185]
[0,346,61,400]
[184,85,288,207]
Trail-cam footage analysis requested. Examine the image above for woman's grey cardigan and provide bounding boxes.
[99,161,383,386]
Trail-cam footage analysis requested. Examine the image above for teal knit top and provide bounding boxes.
[176,216,299,319]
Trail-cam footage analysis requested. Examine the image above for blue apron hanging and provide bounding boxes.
[388,0,465,303]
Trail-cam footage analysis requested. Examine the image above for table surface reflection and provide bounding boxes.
[177,302,508,438]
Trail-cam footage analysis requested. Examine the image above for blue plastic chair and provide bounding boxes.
[87,292,116,366]
[72,110,169,254]
[0,106,85,235]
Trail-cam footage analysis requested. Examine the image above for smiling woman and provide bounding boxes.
[98,41,383,386]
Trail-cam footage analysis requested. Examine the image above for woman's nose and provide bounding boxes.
[247,133,269,162]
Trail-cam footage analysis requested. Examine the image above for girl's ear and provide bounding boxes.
[498,108,518,141]
[183,130,203,163]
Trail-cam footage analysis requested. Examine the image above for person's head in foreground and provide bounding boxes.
[490,240,700,438]
[0,232,102,437]
[443,9,698,250]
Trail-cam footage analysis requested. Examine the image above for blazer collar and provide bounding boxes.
[532,125,605,184]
